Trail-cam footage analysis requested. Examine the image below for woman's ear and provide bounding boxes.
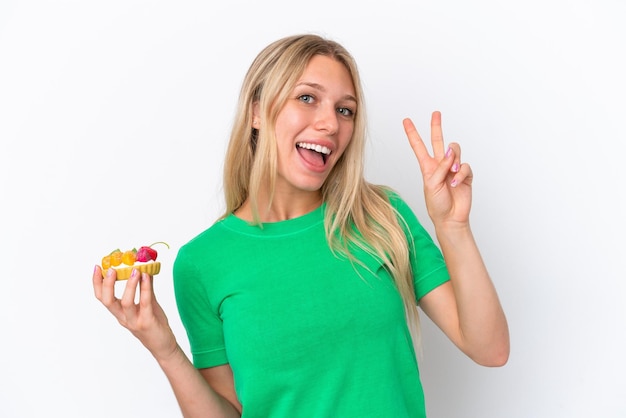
[252,102,260,128]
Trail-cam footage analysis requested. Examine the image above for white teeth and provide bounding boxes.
[297,142,331,155]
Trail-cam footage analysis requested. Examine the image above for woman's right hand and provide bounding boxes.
[93,266,243,417]
[93,265,179,362]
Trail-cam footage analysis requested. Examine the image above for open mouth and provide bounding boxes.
[296,142,331,166]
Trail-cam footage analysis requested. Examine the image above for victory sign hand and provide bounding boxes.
[403,111,473,228]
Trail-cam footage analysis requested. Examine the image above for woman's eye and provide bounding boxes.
[337,107,354,117]
[298,94,314,104]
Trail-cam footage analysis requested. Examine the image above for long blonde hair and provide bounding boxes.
[222,34,420,335]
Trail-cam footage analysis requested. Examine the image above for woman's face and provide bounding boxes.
[270,54,356,197]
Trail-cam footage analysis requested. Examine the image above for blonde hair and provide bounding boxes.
[222,34,420,337]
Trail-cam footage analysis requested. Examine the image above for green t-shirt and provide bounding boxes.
[173,193,449,417]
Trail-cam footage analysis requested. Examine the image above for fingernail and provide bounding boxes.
[131,268,138,279]
[446,147,452,158]
[452,163,459,173]
[451,179,458,187]
[93,265,99,274]
[106,268,114,277]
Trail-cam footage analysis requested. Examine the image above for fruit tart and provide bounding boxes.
[101,241,169,280]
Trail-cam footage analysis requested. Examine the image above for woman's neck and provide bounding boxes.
[235,190,323,223]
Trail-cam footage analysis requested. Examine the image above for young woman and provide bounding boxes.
[93,33,509,418]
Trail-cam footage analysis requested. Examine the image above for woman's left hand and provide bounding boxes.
[403,111,473,227]
[404,112,510,366]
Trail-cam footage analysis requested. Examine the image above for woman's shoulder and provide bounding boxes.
[371,184,412,214]
[369,184,426,234]
[178,216,233,255]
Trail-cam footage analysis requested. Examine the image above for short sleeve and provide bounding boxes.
[388,192,450,301]
[173,245,229,368]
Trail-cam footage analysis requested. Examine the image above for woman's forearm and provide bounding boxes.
[155,345,241,418]
[436,224,510,366]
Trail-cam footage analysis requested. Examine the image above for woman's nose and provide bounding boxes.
[313,105,338,134]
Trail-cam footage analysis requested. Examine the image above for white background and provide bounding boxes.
[1,1,624,417]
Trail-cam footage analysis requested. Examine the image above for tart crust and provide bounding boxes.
[113,262,161,281]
